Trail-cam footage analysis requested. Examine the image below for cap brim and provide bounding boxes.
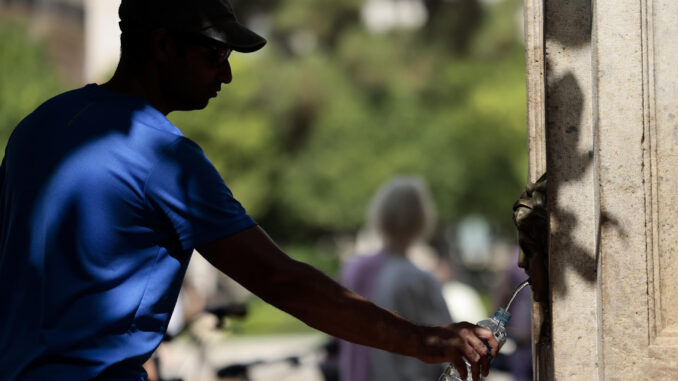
[202,22,267,53]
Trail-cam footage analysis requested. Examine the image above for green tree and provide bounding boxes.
[0,21,64,150]
[171,0,527,240]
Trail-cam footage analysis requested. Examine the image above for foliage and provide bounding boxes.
[171,0,527,240]
[0,21,64,150]
[0,0,528,240]
[229,297,315,335]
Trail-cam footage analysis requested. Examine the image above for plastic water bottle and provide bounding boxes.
[437,308,511,381]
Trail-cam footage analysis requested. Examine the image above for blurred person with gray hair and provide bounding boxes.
[339,176,453,381]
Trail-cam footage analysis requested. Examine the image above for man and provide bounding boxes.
[0,1,497,380]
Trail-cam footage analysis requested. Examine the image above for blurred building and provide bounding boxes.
[0,0,121,84]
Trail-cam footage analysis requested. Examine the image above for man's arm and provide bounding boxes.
[196,225,497,381]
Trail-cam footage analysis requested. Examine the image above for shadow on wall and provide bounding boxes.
[546,0,593,48]
[545,72,596,296]
[543,0,631,297]
[543,0,620,297]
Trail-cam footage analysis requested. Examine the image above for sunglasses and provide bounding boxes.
[176,33,233,67]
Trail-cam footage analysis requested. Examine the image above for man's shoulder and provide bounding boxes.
[26,87,88,117]
[50,84,183,141]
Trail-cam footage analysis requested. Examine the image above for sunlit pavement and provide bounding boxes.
[157,324,514,381]
[157,331,327,381]
[209,333,328,381]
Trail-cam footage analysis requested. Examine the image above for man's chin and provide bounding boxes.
[175,98,210,112]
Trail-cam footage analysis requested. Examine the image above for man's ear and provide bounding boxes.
[150,28,175,63]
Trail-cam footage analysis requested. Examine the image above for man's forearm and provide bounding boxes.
[259,257,426,358]
[197,225,496,376]
[197,226,427,358]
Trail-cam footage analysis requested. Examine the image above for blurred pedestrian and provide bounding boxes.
[339,176,452,381]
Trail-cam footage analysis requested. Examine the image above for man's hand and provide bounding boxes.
[419,323,498,381]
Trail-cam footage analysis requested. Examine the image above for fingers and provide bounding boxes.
[459,324,491,359]
[470,359,481,381]
[480,348,491,377]
[451,356,468,381]
[449,323,494,380]
[468,337,490,379]
[463,333,486,362]
[473,326,499,358]
[463,331,490,381]
[423,323,498,379]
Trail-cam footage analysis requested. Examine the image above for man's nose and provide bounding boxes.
[219,60,232,84]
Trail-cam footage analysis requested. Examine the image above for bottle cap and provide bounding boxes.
[493,307,512,325]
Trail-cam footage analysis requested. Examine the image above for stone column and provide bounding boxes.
[524,0,678,378]
[84,0,121,83]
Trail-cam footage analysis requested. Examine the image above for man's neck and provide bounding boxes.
[101,59,171,115]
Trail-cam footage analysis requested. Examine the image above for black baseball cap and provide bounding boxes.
[119,0,266,53]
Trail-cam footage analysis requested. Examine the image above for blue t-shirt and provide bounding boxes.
[0,84,257,380]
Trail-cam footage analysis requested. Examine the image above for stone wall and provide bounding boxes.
[83,0,121,83]
[525,0,678,378]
